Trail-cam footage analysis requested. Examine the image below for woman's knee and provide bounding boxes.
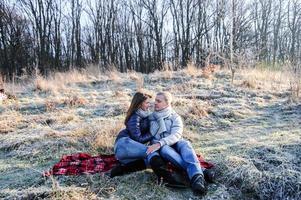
[118,137,131,144]
[115,146,126,160]
[114,138,130,159]
[115,137,131,149]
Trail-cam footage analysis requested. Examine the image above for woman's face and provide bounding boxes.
[140,98,151,111]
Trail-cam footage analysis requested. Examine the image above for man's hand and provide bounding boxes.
[146,143,161,155]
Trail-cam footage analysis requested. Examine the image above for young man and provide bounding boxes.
[147,91,207,194]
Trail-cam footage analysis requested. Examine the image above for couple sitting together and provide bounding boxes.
[110,91,214,195]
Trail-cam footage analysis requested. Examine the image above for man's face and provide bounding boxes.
[154,94,168,111]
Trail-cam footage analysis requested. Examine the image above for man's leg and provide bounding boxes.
[174,140,203,179]
[174,139,207,194]
[147,151,187,188]
[160,141,215,183]
[159,144,186,170]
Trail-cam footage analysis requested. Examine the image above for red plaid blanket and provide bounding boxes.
[43,153,214,177]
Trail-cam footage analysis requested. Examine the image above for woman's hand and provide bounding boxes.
[146,143,161,155]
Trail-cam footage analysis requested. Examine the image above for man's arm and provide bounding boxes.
[158,114,183,146]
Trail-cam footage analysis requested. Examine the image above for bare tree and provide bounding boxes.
[141,0,169,71]
[287,0,301,66]
[0,0,300,79]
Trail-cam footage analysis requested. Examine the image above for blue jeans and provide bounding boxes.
[159,139,203,180]
[114,137,148,164]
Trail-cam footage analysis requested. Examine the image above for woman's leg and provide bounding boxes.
[114,137,148,164]
[110,137,148,178]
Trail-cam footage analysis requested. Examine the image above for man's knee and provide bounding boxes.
[177,140,193,150]
[160,145,170,154]
[160,145,175,158]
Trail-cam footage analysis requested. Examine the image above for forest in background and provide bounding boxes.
[0,0,301,79]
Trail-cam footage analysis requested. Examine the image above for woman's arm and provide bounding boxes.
[126,114,153,143]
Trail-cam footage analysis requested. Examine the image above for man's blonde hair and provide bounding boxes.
[157,91,173,105]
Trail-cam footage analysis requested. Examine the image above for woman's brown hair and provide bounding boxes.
[124,92,152,125]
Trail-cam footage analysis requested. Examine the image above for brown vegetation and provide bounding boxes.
[0,67,300,199]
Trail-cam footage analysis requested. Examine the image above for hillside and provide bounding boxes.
[0,67,300,199]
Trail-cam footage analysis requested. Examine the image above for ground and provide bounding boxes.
[0,66,300,199]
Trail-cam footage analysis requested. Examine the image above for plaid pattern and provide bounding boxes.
[43,153,214,177]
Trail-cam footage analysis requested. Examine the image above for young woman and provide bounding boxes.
[110,92,153,177]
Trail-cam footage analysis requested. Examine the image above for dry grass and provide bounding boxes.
[52,69,91,84]
[2,81,27,95]
[288,69,301,101]
[51,187,98,200]
[35,75,61,94]
[201,64,220,79]
[63,95,87,107]
[170,83,192,94]
[238,67,290,91]
[0,110,24,134]
[176,100,212,120]
[1,66,300,200]
[69,127,93,138]
[112,90,128,99]
[34,68,101,94]
[240,80,256,89]
[181,63,219,79]
[157,63,174,80]
[107,70,122,83]
[222,156,263,193]
[58,114,78,124]
[129,71,144,90]
[85,64,104,78]
[45,100,58,112]
[290,83,300,101]
[183,129,200,143]
[91,120,124,154]
[188,102,212,118]
[184,62,201,77]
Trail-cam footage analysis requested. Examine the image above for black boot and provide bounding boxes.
[110,159,146,178]
[203,168,216,183]
[149,156,188,188]
[190,173,207,195]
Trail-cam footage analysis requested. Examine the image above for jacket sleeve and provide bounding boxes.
[126,114,153,143]
[158,114,183,146]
